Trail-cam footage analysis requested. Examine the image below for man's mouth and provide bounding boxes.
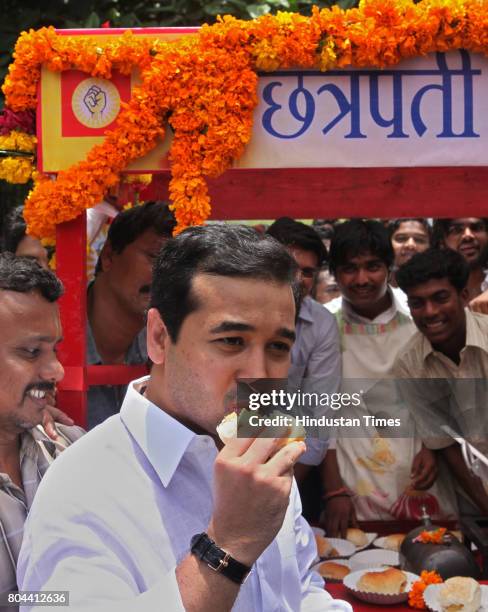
[27,389,47,400]
[459,244,478,257]
[352,287,375,296]
[422,319,447,333]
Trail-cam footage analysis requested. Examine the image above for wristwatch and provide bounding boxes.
[190,532,252,585]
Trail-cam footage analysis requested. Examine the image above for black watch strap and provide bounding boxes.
[190,532,252,585]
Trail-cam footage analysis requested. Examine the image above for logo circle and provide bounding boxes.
[72,77,120,129]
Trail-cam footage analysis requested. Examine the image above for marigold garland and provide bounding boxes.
[413,527,447,544]
[2,0,488,237]
[0,131,36,183]
[408,570,443,609]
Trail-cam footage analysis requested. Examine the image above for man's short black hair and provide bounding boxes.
[432,218,488,247]
[1,206,27,253]
[396,247,469,293]
[387,218,432,240]
[150,224,298,342]
[329,219,394,276]
[0,252,63,302]
[266,217,328,265]
[95,201,176,274]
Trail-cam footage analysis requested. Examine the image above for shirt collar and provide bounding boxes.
[297,296,314,323]
[120,377,195,487]
[341,286,408,325]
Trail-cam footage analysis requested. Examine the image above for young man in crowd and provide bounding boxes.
[1,205,50,269]
[393,247,488,514]
[18,225,351,612]
[87,201,175,429]
[0,254,84,594]
[433,217,488,302]
[320,220,457,535]
[266,217,341,476]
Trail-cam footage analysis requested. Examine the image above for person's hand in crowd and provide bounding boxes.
[469,290,488,314]
[320,496,358,538]
[208,434,306,566]
[410,445,438,490]
[42,391,74,442]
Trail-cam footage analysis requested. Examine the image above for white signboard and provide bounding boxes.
[236,50,487,168]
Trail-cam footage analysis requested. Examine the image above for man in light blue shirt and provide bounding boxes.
[18,225,350,611]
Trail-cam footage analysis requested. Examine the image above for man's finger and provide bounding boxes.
[42,413,60,442]
[410,453,421,478]
[262,441,306,476]
[218,436,257,459]
[47,405,74,426]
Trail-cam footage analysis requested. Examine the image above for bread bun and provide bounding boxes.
[383,533,405,552]
[315,535,338,559]
[439,577,481,612]
[216,412,238,443]
[216,411,305,448]
[317,561,350,580]
[356,568,407,595]
[346,527,368,548]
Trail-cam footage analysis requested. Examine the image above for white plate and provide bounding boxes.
[349,549,400,570]
[315,536,356,559]
[324,531,378,551]
[424,583,488,612]
[354,532,378,551]
[311,559,352,583]
[373,535,405,552]
[344,568,419,605]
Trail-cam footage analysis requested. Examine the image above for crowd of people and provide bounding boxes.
[0,203,488,610]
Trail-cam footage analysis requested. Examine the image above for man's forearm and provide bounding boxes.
[441,444,488,514]
[176,554,241,612]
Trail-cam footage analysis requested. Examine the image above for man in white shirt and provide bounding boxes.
[18,225,351,611]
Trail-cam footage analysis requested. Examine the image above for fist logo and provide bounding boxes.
[83,85,107,116]
[72,77,121,129]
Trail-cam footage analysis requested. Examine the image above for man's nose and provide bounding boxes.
[462,226,475,240]
[356,267,369,285]
[239,349,270,380]
[405,237,416,248]
[424,300,439,318]
[41,354,65,383]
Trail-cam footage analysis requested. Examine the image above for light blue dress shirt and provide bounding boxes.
[18,377,351,612]
[291,296,342,465]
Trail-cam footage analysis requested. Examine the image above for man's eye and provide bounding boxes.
[216,337,243,347]
[408,301,422,310]
[434,294,450,304]
[367,263,381,271]
[21,348,40,358]
[269,342,291,353]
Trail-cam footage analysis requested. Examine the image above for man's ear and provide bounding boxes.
[99,242,115,273]
[460,287,470,306]
[147,307,170,365]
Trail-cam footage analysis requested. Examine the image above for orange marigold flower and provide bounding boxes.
[408,570,443,609]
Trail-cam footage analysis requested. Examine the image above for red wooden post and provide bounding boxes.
[56,212,87,426]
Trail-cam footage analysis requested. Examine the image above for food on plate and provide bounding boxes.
[346,527,368,547]
[315,535,339,559]
[317,561,350,580]
[357,567,407,595]
[383,533,406,552]
[438,576,481,612]
[216,411,305,448]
